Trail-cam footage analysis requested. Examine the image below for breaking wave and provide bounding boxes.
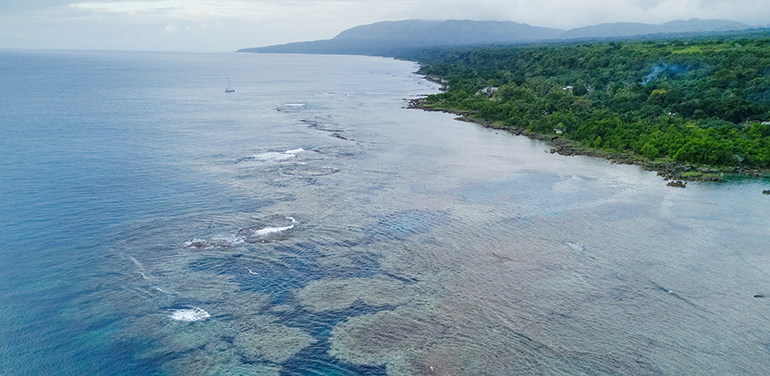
[237,148,304,164]
[185,234,245,249]
[169,306,210,322]
[567,242,585,251]
[185,217,297,249]
[248,218,296,237]
[276,102,307,112]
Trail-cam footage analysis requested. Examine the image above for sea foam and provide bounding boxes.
[185,217,297,249]
[250,217,296,237]
[240,148,305,163]
[185,234,245,249]
[567,242,585,251]
[169,307,210,322]
[276,102,307,112]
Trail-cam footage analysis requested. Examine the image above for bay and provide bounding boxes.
[1,50,769,375]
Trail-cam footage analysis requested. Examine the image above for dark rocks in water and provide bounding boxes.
[185,237,241,249]
[734,167,765,177]
[667,180,687,188]
[311,146,364,158]
[754,294,765,298]
[281,165,339,176]
[763,190,770,195]
[301,118,344,132]
[406,97,429,108]
[185,239,208,249]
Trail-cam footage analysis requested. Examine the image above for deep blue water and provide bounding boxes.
[2,50,770,376]
[0,50,402,375]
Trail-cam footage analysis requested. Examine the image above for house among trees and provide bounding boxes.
[480,86,499,96]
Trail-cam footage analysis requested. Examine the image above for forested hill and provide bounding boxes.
[239,20,562,56]
[562,19,751,40]
[238,19,754,56]
[333,20,563,44]
[412,33,770,172]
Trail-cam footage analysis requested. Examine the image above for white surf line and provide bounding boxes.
[252,217,297,237]
[169,306,211,322]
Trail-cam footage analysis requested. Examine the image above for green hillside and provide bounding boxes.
[411,34,770,174]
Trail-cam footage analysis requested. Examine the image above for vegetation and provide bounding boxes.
[408,34,770,170]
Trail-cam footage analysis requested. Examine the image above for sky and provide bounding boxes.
[0,0,769,52]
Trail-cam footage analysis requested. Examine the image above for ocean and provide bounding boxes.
[1,50,770,375]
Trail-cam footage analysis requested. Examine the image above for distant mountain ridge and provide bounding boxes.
[333,20,563,44]
[562,19,752,39]
[238,18,755,56]
[240,20,563,56]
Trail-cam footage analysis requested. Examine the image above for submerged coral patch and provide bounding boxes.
[234,325,317,364]
[281,165,339,176]
[372,210,449,239]
[296,277,416,313]
[329,307,446,367]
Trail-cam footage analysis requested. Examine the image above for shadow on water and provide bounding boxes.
[278,302,392,376]
[280,339,388,376]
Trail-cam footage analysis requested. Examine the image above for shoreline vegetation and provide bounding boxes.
[404,34,770,185]
[409,95,765,185]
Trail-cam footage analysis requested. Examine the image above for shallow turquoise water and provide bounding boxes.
[1,50,770,375]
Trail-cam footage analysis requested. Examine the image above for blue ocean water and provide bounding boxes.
[0,50,409,375]
[2,50,770,375]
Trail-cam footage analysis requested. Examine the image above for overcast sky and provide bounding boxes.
[1,0,768,52]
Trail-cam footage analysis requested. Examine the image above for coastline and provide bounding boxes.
[407,97,770,185]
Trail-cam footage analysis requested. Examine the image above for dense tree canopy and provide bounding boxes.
[410,35,770,168]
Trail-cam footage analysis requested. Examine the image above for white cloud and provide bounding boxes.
[1,0,769,52]
[402,0,769,29]
[68,0,412,22]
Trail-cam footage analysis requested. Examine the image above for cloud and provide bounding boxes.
[70,1,222,20]
[2,0,769,52]
[0,1,74,12]
[67,0,411,22]
[401,0,769,29]
[634,0,667,11]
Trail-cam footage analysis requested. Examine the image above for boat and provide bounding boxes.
[225,76,235,93]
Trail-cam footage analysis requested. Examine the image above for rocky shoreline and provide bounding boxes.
[407,97,770,186]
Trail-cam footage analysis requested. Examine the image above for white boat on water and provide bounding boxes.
[225,76,235,93]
